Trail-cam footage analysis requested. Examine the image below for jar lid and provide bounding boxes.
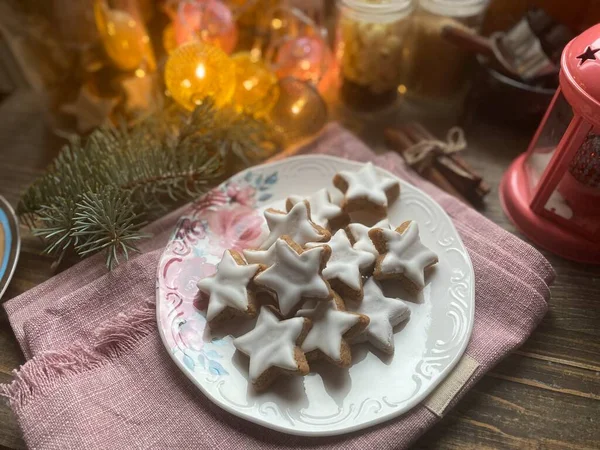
[339,0,415,22]
[560,23,600,127]
[419,0,488,18]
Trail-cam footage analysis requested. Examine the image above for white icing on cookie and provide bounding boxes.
[298,299,363,362]
[254,238,331,316]
[259,201,327,250]
[347,219,391,258]
[337,162,399,207]
[307,229,374,291]
[233,307,306,382]
[347,278,410,354]
[196,250,260,321]
[378,222,438,290]
[243,244,278,267]
[297,299,319,311]
[287,188,344,229]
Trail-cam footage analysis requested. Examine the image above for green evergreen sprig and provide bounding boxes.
[18,100,279,269]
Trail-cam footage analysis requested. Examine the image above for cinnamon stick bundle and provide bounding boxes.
[385,123,490,206]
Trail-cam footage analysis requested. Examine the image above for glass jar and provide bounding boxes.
[336,0,416,111]
[405,0,488,100]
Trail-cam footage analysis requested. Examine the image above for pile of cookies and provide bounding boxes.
[197,163,438,391]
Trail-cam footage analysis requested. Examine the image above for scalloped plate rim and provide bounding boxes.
[156,154,475,437]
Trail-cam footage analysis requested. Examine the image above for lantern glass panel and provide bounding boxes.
[525,91,574,190]
[541,127,600,241]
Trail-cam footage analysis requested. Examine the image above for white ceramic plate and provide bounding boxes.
[156,155,474,436]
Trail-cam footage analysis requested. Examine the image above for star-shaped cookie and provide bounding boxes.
[369,220,438,291]
[258,200,330,250]
[243,243,278,267]
[346,218,391,259]
[298,296,369,367]
[306,229,374,301]
[196,250,261,324]
[347,278,411,354]
[286,188,349,230]
[233,307,311,391]
[333,162,400,214]
[254,237,332,316]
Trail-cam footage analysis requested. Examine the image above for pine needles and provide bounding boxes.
[18,100,279,269]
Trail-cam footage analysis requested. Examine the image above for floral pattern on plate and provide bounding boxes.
[157,171,278,380]
[156,156,474,437]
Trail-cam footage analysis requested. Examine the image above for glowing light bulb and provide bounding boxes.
[243,77,258,90]
[271,18,283,30]
[231,52,278,117]
[94,0,156,72]
[174,0,238,54]
[268,78,327,144]
[165,41,236,110]
[195,63,206,79]
[250,47,261,61]
[275,36,332,85]
[291,97,306,115]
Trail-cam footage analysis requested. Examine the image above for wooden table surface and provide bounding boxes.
[0,90,598,449]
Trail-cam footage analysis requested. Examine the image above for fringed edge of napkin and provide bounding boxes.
[1,300,156,413]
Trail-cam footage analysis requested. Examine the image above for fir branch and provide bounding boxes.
[72,188,149,270]
[32,197,79,266]
[18,100,279,269]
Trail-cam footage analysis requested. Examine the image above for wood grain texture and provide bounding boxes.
[0,91,598,449]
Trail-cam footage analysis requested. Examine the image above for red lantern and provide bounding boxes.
[501,24,600,263]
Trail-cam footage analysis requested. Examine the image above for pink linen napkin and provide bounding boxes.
[1,123,554,449]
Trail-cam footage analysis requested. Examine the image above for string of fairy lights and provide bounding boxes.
[95,0,334,142]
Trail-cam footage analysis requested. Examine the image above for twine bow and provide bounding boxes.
[403,127,467,166]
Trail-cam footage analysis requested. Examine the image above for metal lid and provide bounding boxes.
[339,0,415,23]
[419,0,488,18]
